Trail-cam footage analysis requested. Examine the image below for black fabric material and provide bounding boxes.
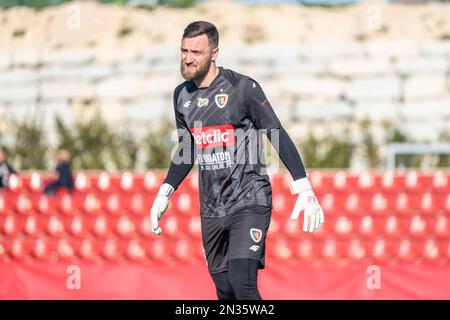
[266,126,307,180]
[44,161,74,195]
[211,259,262,300]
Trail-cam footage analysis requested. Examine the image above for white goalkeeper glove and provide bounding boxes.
[150,183,174,235]
[289,177,324,233]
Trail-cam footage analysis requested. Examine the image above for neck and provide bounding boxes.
[194,64,219,89]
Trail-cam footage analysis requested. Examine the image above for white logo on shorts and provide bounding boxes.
[249,245,260,252]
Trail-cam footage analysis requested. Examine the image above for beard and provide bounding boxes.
[180,58,211,82]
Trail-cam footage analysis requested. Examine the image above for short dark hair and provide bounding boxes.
[182,21,219,49]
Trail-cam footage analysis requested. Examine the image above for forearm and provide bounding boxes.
[163,135,195,190]
[267,126,307,180]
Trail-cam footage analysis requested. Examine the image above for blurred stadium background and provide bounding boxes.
[0,0,450,299]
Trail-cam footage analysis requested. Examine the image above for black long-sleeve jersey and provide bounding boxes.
[164,66,306,218]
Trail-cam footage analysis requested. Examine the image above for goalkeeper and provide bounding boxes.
[150,21,324,300]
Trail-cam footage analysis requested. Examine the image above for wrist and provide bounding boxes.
[157,183,175,198]
[289,177,312,195]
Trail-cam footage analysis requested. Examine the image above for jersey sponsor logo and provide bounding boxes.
[214,94,228,109]
[196,97,209,108]
[249,245,260,252]
[250,228,263,243]
[183,100,192,108]
[190,124,235,149]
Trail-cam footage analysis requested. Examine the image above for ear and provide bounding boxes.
[211,47,219,62]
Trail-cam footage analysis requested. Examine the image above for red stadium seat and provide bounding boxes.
[334,216,353,239]
[320,239,341,261]
[404,171,420,191]
[105,194,123,216]
[82,193,101,215]
[102,239,125,262]
[58,194,75,215]
[120,172,135,192]
[283,219,302,239]
[175,193,197,216]
[271,239,294,261]
[187,216,202,239]
[92,216,113,238]
[139,217,154,238]
[422,239,441,262]
[333,171,349,191]
[434,215,450,239]
[79,239,100,261]
[129,194,148,216]
[272,193,288,216]
[28,172,43,192]
[32,238,54,261]
[116,216,136,238]
[66,215,90,238]
[345,193,363,216]
[174,239,201,262]
[36,195,55,215]
[10,238,30,260]
[74,173,91,192]
[357,171,376,191]
[7,174,22,192]
[371,238,393,262]
[371,193,389,215]
[95,172,111,192]
[57,239,76,261]
[294,239,319,262]
[15,194,33,215]
[347,239,367,260]
[319,193,335,214]
[143,172,164,193]
[444,194,450,215]
[309,171,325,193]
[268,217,280,234]
[126,239,147,262]
[46,216,65,237]
[147,239,173,263]
[1,215,22,236]
[432,171,449,192]
[358,216,376,239]
[24,215,44,237]
[419,192,438,215]
[384,216,408,239]
[396,239,418,263]
[408,215,428,239]
[0,194,11,216]
[160,215,183,239]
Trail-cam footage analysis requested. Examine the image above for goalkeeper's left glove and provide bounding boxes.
[289,177,324,233]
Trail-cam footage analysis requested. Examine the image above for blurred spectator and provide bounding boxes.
[0,148,17,189]
[44,149,74,196]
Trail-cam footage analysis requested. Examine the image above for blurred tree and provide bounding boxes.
[9,118,48,170]
[55,110,139,170]
[157,0,196,8]
[298,129,353,168]
[144,119,176,169]
[360,119,381,168]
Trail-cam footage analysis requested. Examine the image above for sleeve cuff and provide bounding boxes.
[289,177,312,195]
[157,183,175,198]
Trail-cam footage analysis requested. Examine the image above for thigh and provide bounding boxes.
[201,216,229,275]
[226,206,271,267]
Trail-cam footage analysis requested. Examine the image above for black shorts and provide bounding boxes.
[201,205,272,275]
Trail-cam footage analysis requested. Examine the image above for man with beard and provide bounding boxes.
[150,21,324,300]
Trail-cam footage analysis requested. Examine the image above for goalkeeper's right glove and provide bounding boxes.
[150,183,174,235]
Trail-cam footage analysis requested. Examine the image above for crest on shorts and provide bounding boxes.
[250,228,262,243]
[215,94,228,109]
